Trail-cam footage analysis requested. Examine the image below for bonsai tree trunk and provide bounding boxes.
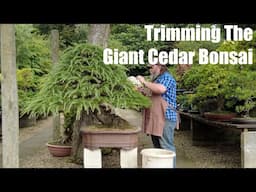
[71,24,110,163]
[71,111,94,163]
[216,96,225,112]
[244,98,254,118]
[71,106,129,163]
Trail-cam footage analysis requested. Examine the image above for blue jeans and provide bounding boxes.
[151,119,176,167]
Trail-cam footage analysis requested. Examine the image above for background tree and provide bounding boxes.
[50,29,61,141]
[1,24,19,167]
[15,24,51,115]
[110,24,170,76]
[33,24,88,49]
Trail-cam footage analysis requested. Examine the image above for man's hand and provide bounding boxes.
[137,75,166,95]
[136,87,145,95]
[136,75,146,85]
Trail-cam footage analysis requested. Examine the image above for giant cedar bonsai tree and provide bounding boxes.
[23,43,150,144]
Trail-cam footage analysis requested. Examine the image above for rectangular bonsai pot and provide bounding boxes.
[80,127,141,150]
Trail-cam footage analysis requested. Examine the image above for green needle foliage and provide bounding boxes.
[23,43,150,120]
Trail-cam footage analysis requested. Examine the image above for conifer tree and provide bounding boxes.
[23,43,150,141]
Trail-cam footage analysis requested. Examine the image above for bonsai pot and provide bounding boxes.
[203,112,236,122]
[80,126,140,150]
[46,142,72,157]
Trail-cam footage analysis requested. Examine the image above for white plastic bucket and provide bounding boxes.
[140,148,176,168]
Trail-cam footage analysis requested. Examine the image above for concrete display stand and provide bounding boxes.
[81,127,140,168]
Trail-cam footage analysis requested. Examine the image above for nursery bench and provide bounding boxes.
[179,111,256,168]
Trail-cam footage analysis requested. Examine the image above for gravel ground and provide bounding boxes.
[20,147,82,168]
[19,119,49,142]
[174,130,241,168]
[101,130,241,168]
[20,129,241,168]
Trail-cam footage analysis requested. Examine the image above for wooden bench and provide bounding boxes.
[179,111,256,168]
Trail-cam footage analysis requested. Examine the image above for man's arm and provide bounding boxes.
[137,76,166,94]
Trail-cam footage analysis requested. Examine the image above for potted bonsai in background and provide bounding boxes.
[231,71,256,124]
[45,111,74,157]
[218,36,256,123]
[22,43,150,162]
[180,34,256,122]
[233,97,256,124]
[181,64,237,121]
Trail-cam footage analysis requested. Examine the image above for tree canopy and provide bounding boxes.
[23,43,151,119]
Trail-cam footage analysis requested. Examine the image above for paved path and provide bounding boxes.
[19,123,52,161]
[0,118,52,167]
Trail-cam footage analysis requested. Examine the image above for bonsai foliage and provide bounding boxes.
[22,43,150,120]
[216,32,256,116]
[181,64,237,112]
[180,31,256,114]
[233,71,256,117]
